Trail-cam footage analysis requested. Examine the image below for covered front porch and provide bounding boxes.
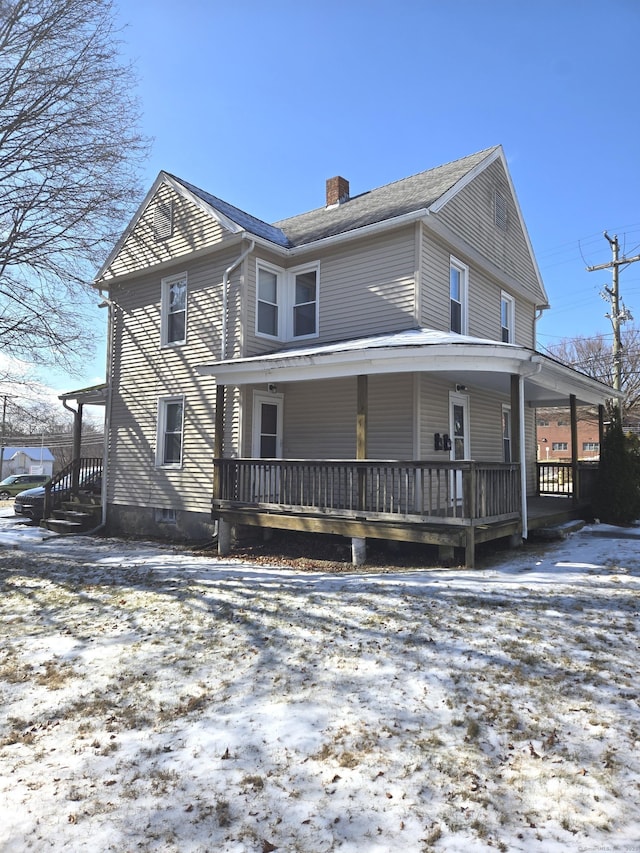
[200,330,617,568]
[210,457,593,568]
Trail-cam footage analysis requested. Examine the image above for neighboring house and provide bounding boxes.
[1,446,54,478]
[536,409,601,461]
[63,145,619,566]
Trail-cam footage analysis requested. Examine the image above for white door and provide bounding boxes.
[449,392,470,503]
[251,392,283,502]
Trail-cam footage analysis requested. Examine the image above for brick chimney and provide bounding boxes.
[326,176,350,207]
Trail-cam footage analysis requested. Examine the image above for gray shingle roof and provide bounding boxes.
[167,174,290,247]
[275,146,499,247]
[170,146,499,250]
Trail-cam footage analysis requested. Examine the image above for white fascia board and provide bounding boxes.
[429,147,502,214]
[283,209,429,257]
[531,358,622,405]
[162,174,244,235]
[198,342,535,385]
[428,146,549,307]
[95,171,169,282]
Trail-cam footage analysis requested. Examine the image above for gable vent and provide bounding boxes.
[494,190,508,231]
[153,200,173,241]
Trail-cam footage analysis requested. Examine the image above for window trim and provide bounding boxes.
[255,260,319,342]
[502,404,512,463]
[449,256,468,335]
[500,291,515,343]
[156,395,185,468]
[161,271,188,347]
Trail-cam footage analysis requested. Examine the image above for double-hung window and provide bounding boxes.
[502,406,512,463]
[449,257,468,335]
[256,261,319,341]
[157,396,184,467]
[501,291,515,343]
[161,272,187,346]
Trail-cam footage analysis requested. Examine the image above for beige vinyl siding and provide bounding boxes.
[244,227,417,356]
[469,269,536,347]
[107,249,244,512]
[420,229,450,331]
[420,225,536,346]
[250,374,416,460]
[435,159,543,303]
[465,387,508,462]
[101,183,231,281]
[417,375,452,461]
[524,407,537,496]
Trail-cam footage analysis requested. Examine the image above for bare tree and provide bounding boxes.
[545,326,640,418]
[0,0,149,370]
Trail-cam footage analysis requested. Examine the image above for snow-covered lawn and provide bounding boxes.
[0,510,639,853]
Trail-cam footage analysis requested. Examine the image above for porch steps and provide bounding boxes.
[529,518,586,542]
[40,501,101,535]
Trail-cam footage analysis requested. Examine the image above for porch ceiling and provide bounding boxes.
[198,329,620,408]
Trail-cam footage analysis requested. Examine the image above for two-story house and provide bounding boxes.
[71,145,617,566]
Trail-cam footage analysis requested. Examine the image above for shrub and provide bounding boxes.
[592,407,640,524]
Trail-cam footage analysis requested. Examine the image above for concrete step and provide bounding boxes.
[41,507,100,535]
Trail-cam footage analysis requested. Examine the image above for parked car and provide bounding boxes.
[13,472,101,522]
[0,474,50,499]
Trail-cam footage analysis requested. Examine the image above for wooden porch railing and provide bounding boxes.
[212,459,521,526]
[42,457,103,520]
[536,461,599,502]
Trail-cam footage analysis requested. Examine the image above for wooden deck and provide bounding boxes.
[211,459,596,568]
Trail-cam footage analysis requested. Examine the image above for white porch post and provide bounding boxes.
[518,375,528,539]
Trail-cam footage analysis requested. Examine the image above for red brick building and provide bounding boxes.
[536,409,601,462]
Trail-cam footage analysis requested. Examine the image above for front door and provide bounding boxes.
[252,392,283,501]
[449,392,470,502]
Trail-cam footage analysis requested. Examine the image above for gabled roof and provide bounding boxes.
[2,446,55,462]
[275,146,500,246]
[166,174,290,247]
[170,146,501,249]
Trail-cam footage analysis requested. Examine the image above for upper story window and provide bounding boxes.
[449,256,468,335]
[156,396,184,467]
[501,291,515,343]
[256,261,319,341]
[161,272,187,346]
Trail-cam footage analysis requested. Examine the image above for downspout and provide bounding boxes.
[221,239,255,360]
[77,290,114,536]
[97,291,114,530]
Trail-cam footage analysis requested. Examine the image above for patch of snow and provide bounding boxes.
[0,508,639,851]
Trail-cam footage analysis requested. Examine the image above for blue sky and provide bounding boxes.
[55,0,640,391]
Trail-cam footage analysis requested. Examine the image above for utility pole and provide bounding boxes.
[587,233,640,406]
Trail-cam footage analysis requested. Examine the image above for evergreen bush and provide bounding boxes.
[592,407,640,524]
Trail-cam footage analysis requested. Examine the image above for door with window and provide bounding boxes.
[449,392,470,503]
[251,392,283,502]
